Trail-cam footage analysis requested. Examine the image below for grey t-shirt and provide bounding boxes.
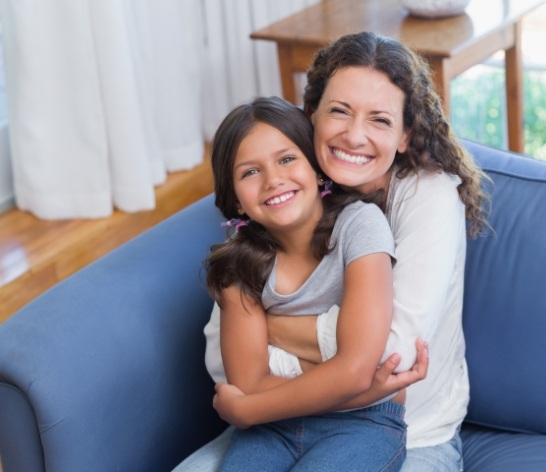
[262,201,395,315]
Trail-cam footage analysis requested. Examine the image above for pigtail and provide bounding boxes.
[204,221,278,308]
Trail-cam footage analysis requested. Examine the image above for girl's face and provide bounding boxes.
[311,66,409,195]
[232,122,323,237]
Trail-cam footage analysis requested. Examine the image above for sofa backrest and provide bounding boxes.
[462,140,546,434]
[0,195,228,472]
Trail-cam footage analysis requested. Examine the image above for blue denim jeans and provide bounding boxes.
[402,428,463,472]
[219,401,406,472]
[172,422,464,472]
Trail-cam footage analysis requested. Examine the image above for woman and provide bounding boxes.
[175,31,488,471]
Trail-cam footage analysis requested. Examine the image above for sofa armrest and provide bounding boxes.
[0,194,227,472]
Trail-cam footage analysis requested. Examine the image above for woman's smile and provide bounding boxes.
[331,147,372,166]
[312,67,408,194]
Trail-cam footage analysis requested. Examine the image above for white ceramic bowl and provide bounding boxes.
[400,0,471,18]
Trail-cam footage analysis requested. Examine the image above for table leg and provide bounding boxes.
[505,21,524,154]
[276,44,297,104]
[426,56,451,120]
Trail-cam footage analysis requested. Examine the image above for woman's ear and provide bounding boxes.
[398,130,410,154]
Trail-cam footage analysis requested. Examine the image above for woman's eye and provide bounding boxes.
[330,107,347,115]
[375,118,392,126]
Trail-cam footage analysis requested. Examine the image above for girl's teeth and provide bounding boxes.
[266,192,294,205]
[333,148,370,165]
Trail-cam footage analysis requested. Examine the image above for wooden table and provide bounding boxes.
[250,0,546,153]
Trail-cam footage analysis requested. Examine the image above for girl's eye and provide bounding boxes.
[241,168,258,179]
[280,156,295,165]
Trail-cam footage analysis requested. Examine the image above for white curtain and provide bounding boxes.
[0,0,318,220]
[201,0,319,139]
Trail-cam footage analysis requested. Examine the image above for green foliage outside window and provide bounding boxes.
[451,65,546,160]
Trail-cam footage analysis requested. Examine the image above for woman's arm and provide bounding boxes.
[383,173,466,369]
[215,253,393,428]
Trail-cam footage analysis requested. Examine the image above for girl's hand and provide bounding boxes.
[329,338,429,411]
[213,383,250,429]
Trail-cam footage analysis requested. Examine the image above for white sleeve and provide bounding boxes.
[383,173,466,371]
[205,302,304,381]
[204,302,227,383]
[268,345,303,378]
[317,304,339,360]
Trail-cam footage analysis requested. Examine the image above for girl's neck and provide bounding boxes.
[270,222,317,258]
[266,195,324,257]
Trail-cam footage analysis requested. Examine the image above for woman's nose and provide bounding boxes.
[344,120,368,147]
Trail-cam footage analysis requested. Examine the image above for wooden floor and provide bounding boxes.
[0,144,213,323]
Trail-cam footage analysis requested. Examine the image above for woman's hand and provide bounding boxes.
[213,383,251,429]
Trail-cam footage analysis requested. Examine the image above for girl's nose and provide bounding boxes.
[263,168,284,189]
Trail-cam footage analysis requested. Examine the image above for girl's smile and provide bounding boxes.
[264,190,297,206]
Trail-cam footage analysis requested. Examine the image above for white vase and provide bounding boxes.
[400,0,471,18]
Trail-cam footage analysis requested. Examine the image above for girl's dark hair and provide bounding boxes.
[205,96,362,306]
[304,32,489,237]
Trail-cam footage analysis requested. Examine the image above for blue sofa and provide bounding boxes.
[1,139,545,472]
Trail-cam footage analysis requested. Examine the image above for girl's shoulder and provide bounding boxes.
[339,199,385,221]
[335,200,390,236]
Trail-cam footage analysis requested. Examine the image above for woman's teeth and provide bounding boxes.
[333,148,371,165]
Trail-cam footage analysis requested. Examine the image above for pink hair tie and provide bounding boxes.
[320,180,333,198]
[221,218,249,231]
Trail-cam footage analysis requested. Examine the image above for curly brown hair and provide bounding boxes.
[304,32,489,237]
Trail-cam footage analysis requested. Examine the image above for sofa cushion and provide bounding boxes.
[461,424,546,472]
[462,140,546,434]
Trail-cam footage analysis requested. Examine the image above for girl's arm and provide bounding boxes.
[267,314,322,363]
[219,285,290,393]
[215,252,393,428]
[303,337,428,411]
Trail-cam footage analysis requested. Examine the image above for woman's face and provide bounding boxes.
[311,66,409,195]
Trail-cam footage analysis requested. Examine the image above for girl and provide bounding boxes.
[206,96,406,471]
